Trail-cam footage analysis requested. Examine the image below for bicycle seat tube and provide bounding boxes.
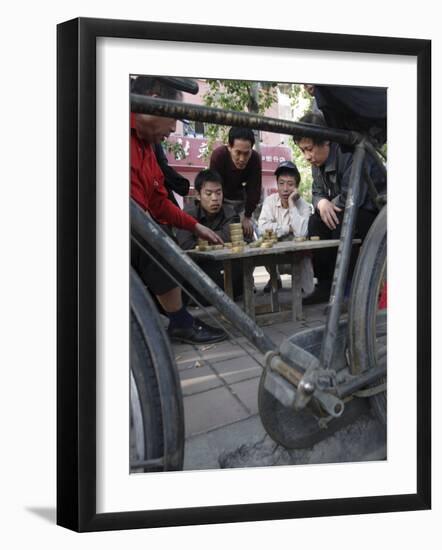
[320,141,367,370]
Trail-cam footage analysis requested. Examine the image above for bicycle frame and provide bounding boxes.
[130,94,387,419]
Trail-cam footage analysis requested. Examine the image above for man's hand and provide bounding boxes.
[289,190,300,206]
[317,199,342,230]
[194,223,224,245]
[242,216,254,239]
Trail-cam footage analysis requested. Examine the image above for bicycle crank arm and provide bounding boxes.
[295,381,345,418]
[308,389,344,417]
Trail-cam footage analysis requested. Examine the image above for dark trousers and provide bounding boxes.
[182,259,243,307]
[308,208,378,287]
[132,232,243,308]
[130,225,183,297]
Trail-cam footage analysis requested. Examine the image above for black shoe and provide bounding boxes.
[168,319,227,345]
[263,278,282,293]
[302,284,331,305]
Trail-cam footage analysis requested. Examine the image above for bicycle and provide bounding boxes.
[129,91,387,470]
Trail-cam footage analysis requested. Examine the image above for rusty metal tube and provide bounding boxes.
[269,354,303,386]
[131,94,361,146]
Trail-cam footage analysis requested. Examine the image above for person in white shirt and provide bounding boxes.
[258,161,314,296]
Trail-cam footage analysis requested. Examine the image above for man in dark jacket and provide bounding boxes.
[295,111,386,304]
[177,169,243,304]
[154,143,190,207]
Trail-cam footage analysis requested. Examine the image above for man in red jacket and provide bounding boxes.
[131,75,226,344]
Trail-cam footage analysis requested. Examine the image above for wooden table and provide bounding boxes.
[188,239,357,322]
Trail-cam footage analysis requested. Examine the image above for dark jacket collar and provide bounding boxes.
[321,142,338,175]
[188,201,223,224]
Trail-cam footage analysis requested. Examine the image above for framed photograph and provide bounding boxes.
[57,17,431,532]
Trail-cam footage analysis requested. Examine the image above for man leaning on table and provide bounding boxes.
[295,111,386,304]
[258,160,314,297]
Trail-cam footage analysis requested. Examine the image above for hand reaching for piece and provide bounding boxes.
[194,223,223,245]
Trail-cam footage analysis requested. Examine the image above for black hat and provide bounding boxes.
[156,76,199,95]
[157,78,198,124]
[274,160,299,177]
[130,75,199,95]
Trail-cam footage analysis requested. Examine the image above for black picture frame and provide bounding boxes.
[57,17,431,532]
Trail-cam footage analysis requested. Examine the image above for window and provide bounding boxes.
[183,121,205,137]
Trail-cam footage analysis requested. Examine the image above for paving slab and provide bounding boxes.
[172,341,196,355]
[193,340,248,363]
[183,386,250,436]
[211,355,263,385]
[250,353,266,367]
[183,415,267,471]
[229,377,261,415]
[240,342,266,356]
[179,363,223,396]
[174,347,201,371]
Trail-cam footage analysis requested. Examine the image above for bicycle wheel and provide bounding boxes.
[130,312,164,471]
[130,269,185,472]
[348,205,387,425]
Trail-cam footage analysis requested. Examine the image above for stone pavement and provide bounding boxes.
[171,267,386,471]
